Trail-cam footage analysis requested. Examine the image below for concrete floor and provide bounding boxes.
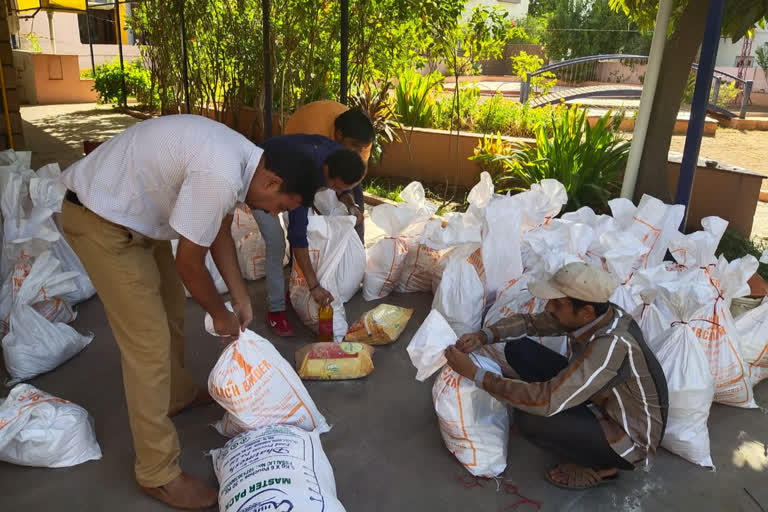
[2,103,768,511]
[1,278,767,511]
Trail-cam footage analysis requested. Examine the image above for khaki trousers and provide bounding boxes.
[61,200,198,487]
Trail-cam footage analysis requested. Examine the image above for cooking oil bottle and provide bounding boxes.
[317,305,334,342]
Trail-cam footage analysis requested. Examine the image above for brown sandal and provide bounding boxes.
[545,463,618,490]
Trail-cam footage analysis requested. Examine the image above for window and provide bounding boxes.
[77,8,117,45]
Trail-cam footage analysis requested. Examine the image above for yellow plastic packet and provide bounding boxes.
[345,304,414,345]
[295,342,375,380]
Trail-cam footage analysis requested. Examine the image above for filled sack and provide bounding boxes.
[432,244,486,337]
[735,301,768,386]
[610,194,685,272]
[395,220,445,293]
[631,265,676,341]
[650,282,715,468]
[406,309,459,381]
[432,355,509,477]
[211,425,345,512]
[290,191,365,340]
[208,329,330,437]
[295,342,375,380]
[344,304,413,345]
[2,251,93,384]
[363,182,438,300]
[231,204,289,281]
[690,256,758,408]
[1,163,95,304]
[0,384,102,468]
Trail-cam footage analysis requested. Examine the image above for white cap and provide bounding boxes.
[529,262,617,303]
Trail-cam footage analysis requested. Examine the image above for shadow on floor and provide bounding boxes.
[21,107,139,169]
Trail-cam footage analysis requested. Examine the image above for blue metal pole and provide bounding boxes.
[673,0,725,229]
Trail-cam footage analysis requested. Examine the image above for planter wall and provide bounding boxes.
[370,127,534,188]
[372,127,764,236]
[666,153,764,237]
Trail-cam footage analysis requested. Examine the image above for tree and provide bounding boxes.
[756,42,768,82]
[609,0,768,202]
[542,0,652,61]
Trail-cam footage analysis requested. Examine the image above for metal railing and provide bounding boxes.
[520,54,754,118]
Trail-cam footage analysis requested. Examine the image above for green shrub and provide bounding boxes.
[511,51,556,98]
[476,106,629,213]
[434,85,480,131]
[92,58,157,107]
[474,96,570,138]
[394,68,444,128]
[470,132,516,181]
[364,179,404,203]
[683,71,740,108]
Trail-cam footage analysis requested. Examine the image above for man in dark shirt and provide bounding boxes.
[252,134,365,336]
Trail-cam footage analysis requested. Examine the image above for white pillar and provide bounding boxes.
[620,0,674,199]
[47,10,56,54]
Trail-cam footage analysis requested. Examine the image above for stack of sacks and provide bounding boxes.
[206,311,343,511]
[230,203,289,281]
[428,175,573,337]
[1,252,93,384]
[1,153,95,304]
[363,182,438,300]
[289,190,365,340]
[0,151,95,383]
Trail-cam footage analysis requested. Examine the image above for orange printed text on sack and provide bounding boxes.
[212,359,272,398]
[693,325,726,341]
[440,368,461,389]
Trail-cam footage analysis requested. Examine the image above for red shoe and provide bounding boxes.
[267,311,295,337]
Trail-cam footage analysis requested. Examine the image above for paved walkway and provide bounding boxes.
[21,103,140,169]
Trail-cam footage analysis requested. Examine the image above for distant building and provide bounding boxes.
[463,0,530,20]
[715,27,768,93]
[6,1,140,104]
[10,1,140,72]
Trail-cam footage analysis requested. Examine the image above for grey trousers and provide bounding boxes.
[251,209,287,312]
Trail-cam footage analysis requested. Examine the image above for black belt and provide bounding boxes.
[65,190,84,207]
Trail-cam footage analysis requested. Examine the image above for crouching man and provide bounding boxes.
[251,134,366,336]
[445,262,668,490]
